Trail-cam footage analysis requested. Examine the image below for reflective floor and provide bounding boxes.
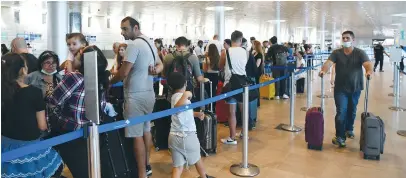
[64,62,406,178]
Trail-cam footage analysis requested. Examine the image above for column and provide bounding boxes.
[332,22,336,49]
[400,18,406,46]
[47,1,68,62]
[276,1,281,41]
[303,2,309,43]
[320,13,326,51]
[214,6,225,42]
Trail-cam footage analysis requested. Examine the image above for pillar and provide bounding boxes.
[276,1,281,42]
[332,22,336,49]
[400,18,406,46]
[47,1,68,62]
[214,6,225,42]
[320,14,326,51]
[303,2,309,43]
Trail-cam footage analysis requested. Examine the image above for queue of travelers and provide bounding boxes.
[2,15,383,178]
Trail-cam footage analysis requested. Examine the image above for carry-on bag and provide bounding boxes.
[215,81,229,123]
[360,76,385,160]
[151,96,172,151]
[195,81,218,156]
[305,74,325,151]
[100,115,138,178]
[259,74,276,100]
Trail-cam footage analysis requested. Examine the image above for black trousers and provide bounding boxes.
[56,138,89,178]
[296,78,305,93]
[400,57,404,72]
[374,57,384,71]
[272,68,287,97]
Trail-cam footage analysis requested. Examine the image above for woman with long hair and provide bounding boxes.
[203,44,220,104]
[112,43,127,74]
[1,54,63,178]
[46,45,109,178]
[252,40,264,109]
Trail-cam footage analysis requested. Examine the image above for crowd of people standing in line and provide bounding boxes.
[3,14,398,178]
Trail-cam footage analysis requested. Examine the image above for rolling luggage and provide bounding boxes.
[305,74,325,151]
[195,81,218,156]
[236,99,258,129]
[360,76,385,160]
[100,115,138,178]
[151,96,172,151]
[215,81,229,123]
[259,74,276,100]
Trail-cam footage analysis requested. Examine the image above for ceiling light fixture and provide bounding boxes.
[205,6,234,11]
[391,13,406,17]
[391,23,401,26]
[296,26,314,29]
[267,20,286,23]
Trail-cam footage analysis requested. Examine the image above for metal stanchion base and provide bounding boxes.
[280,124,302,132]
[230,163,260,177]
[397,130,406,137]
[301,107,309,111]
[388,93,402,97]
[389,106,406,111]
[317,94,331,98]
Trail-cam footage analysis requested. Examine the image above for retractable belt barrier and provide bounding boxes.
[2,63,322,163]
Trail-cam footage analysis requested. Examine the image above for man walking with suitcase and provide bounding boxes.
[319,31,373,147]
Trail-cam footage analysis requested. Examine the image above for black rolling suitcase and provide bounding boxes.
[151,96,172,151]
[195,81,217,157]
[100,115,138,178]
[360,76,386,160]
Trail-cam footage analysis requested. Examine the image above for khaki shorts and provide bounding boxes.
[123,91,155,138]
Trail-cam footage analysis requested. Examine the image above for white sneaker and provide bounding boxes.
[221,137,237,145]
[275,96,280,100]
[283,94,290,99]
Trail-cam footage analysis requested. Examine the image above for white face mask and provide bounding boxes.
[342,41,352,48]
[41,69,57,76]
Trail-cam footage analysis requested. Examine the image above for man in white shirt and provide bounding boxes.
[110,16,163,178]
[195,40,205,64]
[218,30,248,145]
[205,35,223,56]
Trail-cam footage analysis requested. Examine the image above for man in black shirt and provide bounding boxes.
[373,42,390,72]
[266,36,289,99]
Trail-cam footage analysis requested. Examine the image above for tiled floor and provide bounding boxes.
[64,63,406,178]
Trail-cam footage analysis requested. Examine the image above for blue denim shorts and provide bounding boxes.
[225,97,243,105]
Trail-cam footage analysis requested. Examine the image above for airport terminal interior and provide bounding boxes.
[1,1,406,178]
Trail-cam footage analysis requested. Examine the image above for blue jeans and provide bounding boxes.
[334,90,361,139]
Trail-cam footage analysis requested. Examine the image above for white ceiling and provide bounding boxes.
[2,1,406,38]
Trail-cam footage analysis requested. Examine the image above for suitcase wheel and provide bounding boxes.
[155,147,160,152]
[363,154,380,161]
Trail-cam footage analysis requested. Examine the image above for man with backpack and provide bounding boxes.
[266,36,289,99]
[163,36,205,102]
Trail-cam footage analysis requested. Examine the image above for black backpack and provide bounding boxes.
[167,52,194,92]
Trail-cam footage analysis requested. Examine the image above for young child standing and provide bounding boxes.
[296,51,306,93]
[167,72,214,178]
[61,33,88,74]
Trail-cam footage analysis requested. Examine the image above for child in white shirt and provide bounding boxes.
[167,72,214,178]
[296,51,306,93]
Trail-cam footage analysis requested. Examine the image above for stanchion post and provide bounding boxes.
[301,66,312,111]
[230,86,260,177]
[389,63,397,96]
[83,51,101,178]
[389,62,406,111]
[281,71,302,132]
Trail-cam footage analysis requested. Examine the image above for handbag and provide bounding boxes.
[221,49,258,102]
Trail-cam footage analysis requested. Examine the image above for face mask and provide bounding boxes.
[342,41,352,48]
[41,69,57,76]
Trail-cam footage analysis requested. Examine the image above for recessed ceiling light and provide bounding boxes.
[267,20,286,23]
[205,6,234,11]
[391,13,406,17]
[297,26,314,29]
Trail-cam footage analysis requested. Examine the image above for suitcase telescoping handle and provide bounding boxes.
[320,73,325,111]
[200,79,213,112]
[364,75,371,113]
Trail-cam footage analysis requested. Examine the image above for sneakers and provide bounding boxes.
[221,137,237,145]
[345,131,355,139]
[274,96,280,100]
[238,132,250,139]
[282,94,289,99]
[379,70,384,72]
[332,137,346,147]
[198,175,215,178]
[146,165,152,176]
